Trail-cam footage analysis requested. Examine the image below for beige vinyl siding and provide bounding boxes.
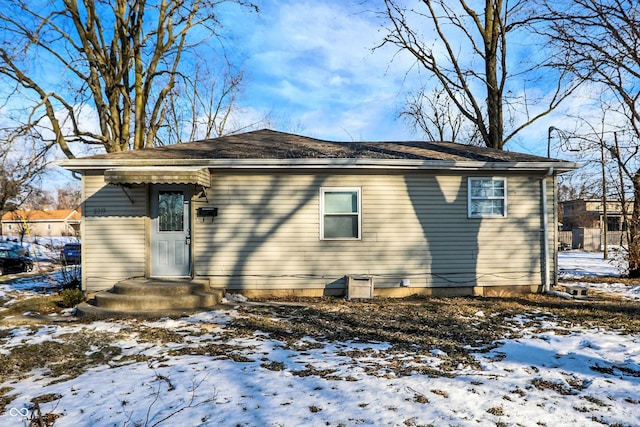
[81,171,147,292]
[550,174,559,285]
[194,170,551,291]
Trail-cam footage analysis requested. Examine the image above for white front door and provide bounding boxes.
[150,184,191,277]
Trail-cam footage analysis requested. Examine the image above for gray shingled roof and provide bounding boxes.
[78,129,561,163]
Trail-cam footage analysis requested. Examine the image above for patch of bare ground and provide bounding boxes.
[228,294,640,376]
[505,293,640,332]
[0,294,65,322]
[562,276,640,285]
[0,292,638,408]
[0,331,123,384]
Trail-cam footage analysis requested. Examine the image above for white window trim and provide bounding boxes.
[320,187,362,240]
[468,177,508,218]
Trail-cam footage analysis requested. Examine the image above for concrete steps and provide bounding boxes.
[77,278,225,319]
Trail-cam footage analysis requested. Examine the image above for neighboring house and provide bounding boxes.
[59,129,578,297]
[559,199,634,251]
[1,208,81,238]
[561,199,634,231]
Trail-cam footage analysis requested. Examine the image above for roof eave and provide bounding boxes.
[58,158,581,173]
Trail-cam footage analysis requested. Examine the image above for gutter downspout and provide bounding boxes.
[541,167,554,293]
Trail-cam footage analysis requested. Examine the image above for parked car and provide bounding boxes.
[61,243,81,264]
[0,249,33,275]
[0,242,29,257]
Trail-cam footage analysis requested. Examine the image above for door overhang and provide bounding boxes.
[105,166,210,187]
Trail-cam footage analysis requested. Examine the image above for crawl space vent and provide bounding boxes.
[346,275,373,300]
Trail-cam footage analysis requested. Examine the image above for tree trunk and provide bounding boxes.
[484,0,504,150]
[628,169,640,278]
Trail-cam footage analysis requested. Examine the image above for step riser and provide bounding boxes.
[95,292,222,310]
[112,283,209,296]
[112,279,210,296]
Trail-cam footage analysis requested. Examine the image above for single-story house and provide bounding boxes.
[1,208,81,238]
[59,129,578,298]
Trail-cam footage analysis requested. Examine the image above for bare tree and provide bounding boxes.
[0,136,48,227]
[557,175,596,201]
[542,0,640,276]
[379,0,579,149]
[0,157,21,215]
[25,188,56,211]
[401,86,483,144]
[0,0,256,159]
[56,184,83,210]
[164,60,244,144]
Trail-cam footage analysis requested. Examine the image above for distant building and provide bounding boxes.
[560,199,633,231]
[1,208,81,237]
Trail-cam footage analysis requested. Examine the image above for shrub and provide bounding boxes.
[60,289,84,308]
[59,263,81,290]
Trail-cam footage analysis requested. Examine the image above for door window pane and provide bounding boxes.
[158,191,184,231]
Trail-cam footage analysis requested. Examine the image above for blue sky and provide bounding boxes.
[31,0,592,190]
[215,0,582,158]
[219,0,422,142]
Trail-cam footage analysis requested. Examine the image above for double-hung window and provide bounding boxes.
[320,187,361,239]
[468,177,507,218]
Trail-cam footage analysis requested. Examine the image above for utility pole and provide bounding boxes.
[547,126,557,157]
[601,141,608,260]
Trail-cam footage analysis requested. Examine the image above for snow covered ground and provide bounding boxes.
[0,250,639,427]
[0,238,68,300]
[559,249,640,300]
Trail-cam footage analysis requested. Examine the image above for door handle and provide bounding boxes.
[186,236,191,245]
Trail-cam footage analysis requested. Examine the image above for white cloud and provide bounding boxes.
[228,0,417,140]
[328,74,351,87]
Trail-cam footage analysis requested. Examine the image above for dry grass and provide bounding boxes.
[567,276,640,285]
[226,294,640,376]
[0,294,64,320]
[0,331,122,384]
[0,387,15,415]
[0,292,639,408]
[0,296,85,331]
[236,293,640,337]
